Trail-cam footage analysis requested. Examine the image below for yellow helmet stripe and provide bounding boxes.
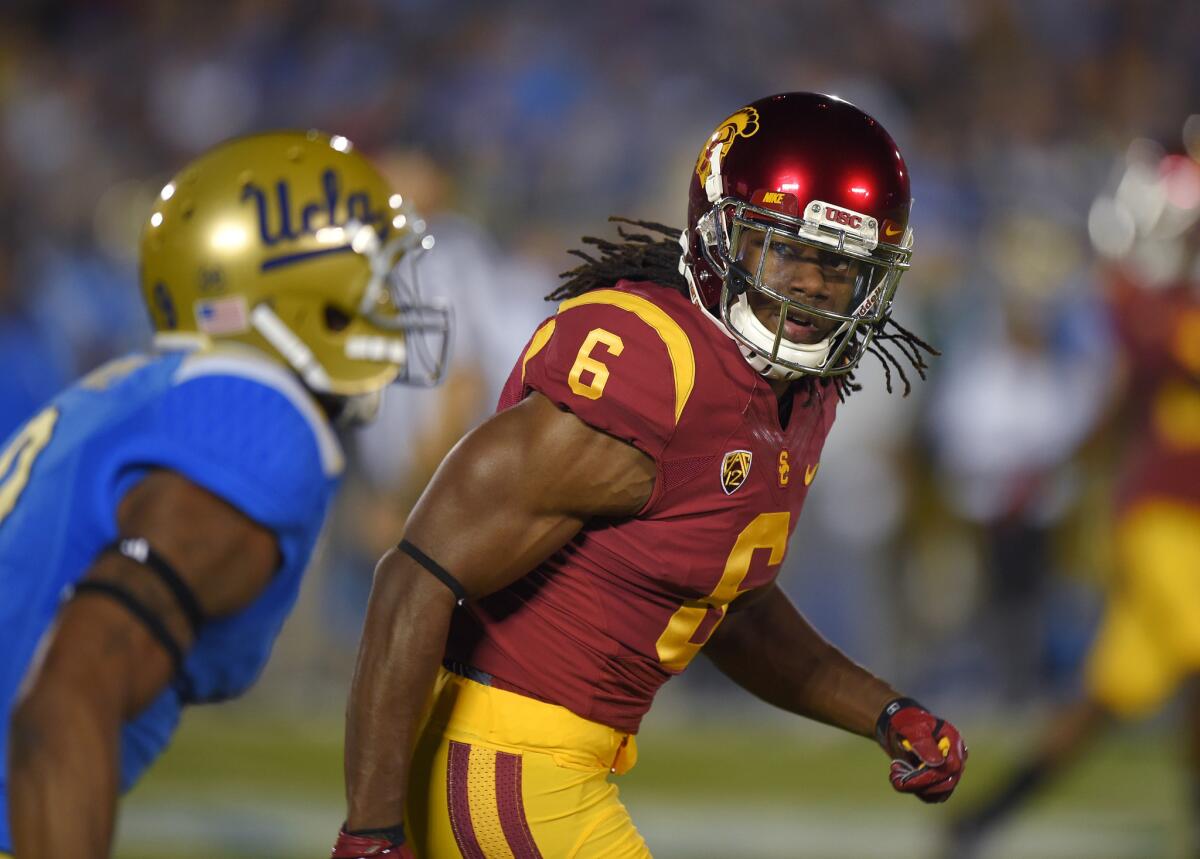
[557,289,696,424]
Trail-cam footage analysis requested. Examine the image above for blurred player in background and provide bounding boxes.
[947,126,1200,857]
[1,131,450,858]
[333,92,966,859]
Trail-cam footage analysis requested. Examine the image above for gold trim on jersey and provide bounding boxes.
[521,319,557,383]
[557,290,696,424]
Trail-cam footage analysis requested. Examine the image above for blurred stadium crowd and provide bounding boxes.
[2,0,1198,724]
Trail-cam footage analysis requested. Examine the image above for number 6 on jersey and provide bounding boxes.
[656,511,790,671]
[568,328,624,400]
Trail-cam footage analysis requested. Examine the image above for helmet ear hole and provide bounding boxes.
[323,304,352,332]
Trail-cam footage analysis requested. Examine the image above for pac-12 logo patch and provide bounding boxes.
[720,450,753,495]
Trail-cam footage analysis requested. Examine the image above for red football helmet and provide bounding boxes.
[1087,131,1200,290]
[680,92,914,379]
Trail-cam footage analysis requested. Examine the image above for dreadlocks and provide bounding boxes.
[547,217,938,399]
[549,217,688,301]
[863,316,939,398]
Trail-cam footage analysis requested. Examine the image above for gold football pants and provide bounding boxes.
[1086,500,1200,716]
[406,668,651,858]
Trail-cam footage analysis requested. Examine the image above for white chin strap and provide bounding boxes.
[250,304,334,392]
[727,294,833,381]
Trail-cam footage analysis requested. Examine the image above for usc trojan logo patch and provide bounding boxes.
[695,107,760,187]
[721,450,753,495]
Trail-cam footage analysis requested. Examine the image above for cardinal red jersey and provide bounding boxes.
[1108,277,1200,509]
[444,280,839,733]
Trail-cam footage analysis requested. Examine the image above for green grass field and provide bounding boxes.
[115,702,1190,859]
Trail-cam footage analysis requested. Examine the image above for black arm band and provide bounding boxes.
[342,821,406,845]
[71,580,186,674]
[397,539,467,606]
[875,696,924,746]
[104,538,205,636]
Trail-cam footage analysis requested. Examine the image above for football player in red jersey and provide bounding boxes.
[946,135,1200,858]
[332,92,967,859]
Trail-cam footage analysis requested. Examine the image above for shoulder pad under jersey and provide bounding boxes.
[147,349,343,533]
[518,288,697,460]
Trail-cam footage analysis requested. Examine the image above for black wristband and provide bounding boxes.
[874,696,923,747]
[342,821,406,845]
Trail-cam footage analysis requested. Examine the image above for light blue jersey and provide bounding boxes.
[0,347,343,851]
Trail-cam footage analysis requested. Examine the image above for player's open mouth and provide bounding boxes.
[774,309,826,343]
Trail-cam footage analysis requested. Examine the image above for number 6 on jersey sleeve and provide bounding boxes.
[568,328,624,400]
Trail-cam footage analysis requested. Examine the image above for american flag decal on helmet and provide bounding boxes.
[720,450,752,495]
[194,296,249,335]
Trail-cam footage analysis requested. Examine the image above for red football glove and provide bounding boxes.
[331,824,415,858]
[875,697,967,803]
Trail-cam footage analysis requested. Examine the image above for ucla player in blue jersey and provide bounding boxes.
[0,130,450,858]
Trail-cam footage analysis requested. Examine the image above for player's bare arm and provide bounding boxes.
[342,391,655,838]
[707,585,967,801]
[706,583,898,736]
[9,469,279,859]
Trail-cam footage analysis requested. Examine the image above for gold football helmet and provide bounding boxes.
[140,130,449,398]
